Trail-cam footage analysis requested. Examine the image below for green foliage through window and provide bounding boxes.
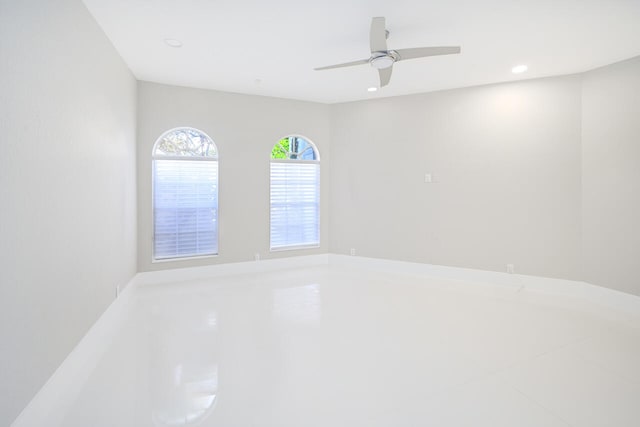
[271,136,317,160]
[271,137,290,159]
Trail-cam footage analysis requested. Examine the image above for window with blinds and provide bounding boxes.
[270,136,320,250]
[152,128,218,260]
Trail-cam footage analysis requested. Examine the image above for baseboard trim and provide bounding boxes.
[10,276,137,427]
[134,254,330,286]
[134,252,640,317]
[328,254,640,316]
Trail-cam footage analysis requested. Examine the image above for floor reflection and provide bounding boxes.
[56,266,640,427]
[148,302,219,426]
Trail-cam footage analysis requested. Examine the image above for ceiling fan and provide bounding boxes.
[315,17,461,88]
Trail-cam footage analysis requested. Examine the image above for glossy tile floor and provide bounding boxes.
[61,265,640,427]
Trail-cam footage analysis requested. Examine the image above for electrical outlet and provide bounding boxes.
[350,248,356,256]
[254,253,260,261]
[424,173,433,183]
[507,264,515,274]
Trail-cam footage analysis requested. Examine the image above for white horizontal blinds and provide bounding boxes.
[153,159,218,259]
[270,162,320,249]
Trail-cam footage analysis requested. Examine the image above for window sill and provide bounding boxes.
[152,253,219,264]
[270,244,320,252]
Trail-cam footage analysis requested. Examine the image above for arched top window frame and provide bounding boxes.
[151,126,219,262]
[153,127,218,160]
[270,135,320,163]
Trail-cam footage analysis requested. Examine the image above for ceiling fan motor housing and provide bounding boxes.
[370,51,398,69]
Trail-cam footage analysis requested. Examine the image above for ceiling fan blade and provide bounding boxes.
[395,46,461,61]
[314,59,370,71]
[379,66,392,87]
[370,17,387,53]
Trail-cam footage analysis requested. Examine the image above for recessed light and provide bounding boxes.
[512,64,528,74]
[164,38,183,48]
[368,87,378,92]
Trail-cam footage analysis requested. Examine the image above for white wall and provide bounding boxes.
[137,82,331,271]
[330,76,583,280]
[0,1,137,425]
[582,56,640,296]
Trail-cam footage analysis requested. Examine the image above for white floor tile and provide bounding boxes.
[502,347,640,427]
[53,265,640,427]
[418,376,570,427]
[567,325,640,385]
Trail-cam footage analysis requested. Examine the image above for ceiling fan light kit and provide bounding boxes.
[315,17,461,88]
[370,53,397,70]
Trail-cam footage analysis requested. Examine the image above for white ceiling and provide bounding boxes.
[82,0,640,104]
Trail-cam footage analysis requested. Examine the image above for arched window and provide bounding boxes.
[270,136,320,250]
[152,127,218,260]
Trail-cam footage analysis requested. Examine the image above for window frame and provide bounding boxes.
[269,135,321,252]
[151,127,219,262]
